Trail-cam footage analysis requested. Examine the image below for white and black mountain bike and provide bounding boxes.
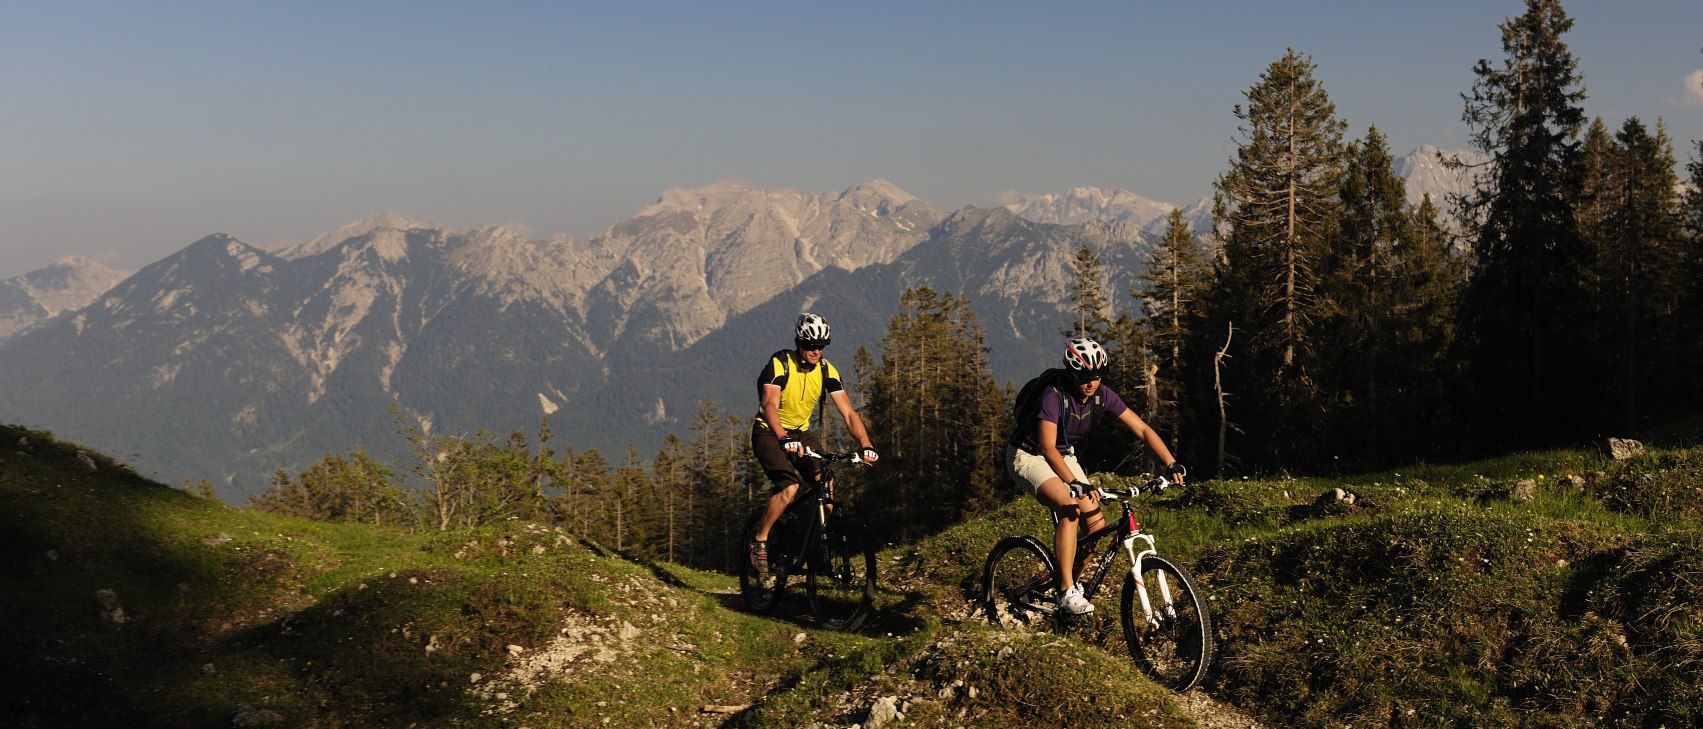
[980,475,1214,691]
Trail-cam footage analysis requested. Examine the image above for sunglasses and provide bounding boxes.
[798,340,830,351]
[1073,372,1103,383]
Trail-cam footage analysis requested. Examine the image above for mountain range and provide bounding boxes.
[0,149,1479,500]
[0,256,129,342]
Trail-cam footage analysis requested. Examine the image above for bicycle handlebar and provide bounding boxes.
[1072,475,1177,500]
[799,446,872,466]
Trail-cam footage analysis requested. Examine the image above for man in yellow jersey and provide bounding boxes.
[748,313,878,574]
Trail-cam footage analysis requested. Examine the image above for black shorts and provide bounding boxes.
[750,422,824,493]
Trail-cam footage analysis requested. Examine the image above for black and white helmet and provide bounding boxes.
[795,313,831,346]
[1062,337,1108,372]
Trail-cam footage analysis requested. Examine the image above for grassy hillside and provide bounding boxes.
[6,420,1703,727]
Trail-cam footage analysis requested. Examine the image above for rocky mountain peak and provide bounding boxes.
[269,210,441,261]
[0,256,131,342]
[1000,186,1176,228]
[841,178,917,205]
[1393,147,1487,209]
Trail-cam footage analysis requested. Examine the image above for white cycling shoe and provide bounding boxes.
[1057,584,1095,615]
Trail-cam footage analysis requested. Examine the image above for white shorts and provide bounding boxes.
[1006,445,1087,496]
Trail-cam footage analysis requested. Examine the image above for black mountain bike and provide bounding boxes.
[738,448,879,632]
[981,476,1214,691]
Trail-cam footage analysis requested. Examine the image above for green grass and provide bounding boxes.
[8,420,1703,727]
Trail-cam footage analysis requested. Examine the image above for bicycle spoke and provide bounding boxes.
[984,537,1057,629]
[1121,555,1213,691]
[809,521,875,631]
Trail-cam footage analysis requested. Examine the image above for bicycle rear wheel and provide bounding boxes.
[982,536,1057,628]
[807,518,877,632]
[1121,554,1213,691]
[738,508,787,614]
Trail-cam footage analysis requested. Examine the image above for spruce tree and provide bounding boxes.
[685,400,745,571]
[1680,137,1703,409]
[1209,48,1345,468]
[1138,209,1211,451]
[1458,0,1589,448]
[1326,126,1413,465]
[859,287,1006,539]
[1066,245,1113,339]
[652,434,688,563]
[1591,118,1683,429]
[1389,195,1466,459]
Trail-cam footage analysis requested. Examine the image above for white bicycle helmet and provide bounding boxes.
[795,313,831,345]
[1062,337,1108,372]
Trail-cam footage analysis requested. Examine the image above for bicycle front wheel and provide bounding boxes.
[738,508,786,614]
[982,536,1057,628]
[1121,554,1213,691]
[807,518,877,632]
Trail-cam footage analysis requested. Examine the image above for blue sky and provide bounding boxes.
[3,0,1701,278]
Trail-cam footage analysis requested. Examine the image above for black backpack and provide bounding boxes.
[1012,368,1104,436]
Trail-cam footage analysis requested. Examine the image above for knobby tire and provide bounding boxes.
[738,508,785,614]
[982,536,1058,628]
[808,518,877,632]
[1120,553,1213,691]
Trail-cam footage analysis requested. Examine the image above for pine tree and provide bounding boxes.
[1325,126,1413,465]
[1388,195,1467,459]
[1139,209,1211,448]
[553,448,612,542]
[859,287,1006,539]
[1679,136,1703,409]
[613,446,654,554]
[1458,0,1589,448]
[1587,118,1683,430]
[1209,48,1346,468]
[684,400,746,571]
[1065,245,1112,339]
[652,434,688,563]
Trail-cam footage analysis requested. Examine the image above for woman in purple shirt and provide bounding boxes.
[1005,337,1186,615]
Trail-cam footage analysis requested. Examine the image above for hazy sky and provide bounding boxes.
[4,1,1701,279]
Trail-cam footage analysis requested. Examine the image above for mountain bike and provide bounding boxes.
[738,448,879,632]
[981,475,1213,691]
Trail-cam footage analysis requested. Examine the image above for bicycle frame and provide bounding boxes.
[1070,482,1177,631]
[770,448,861,577]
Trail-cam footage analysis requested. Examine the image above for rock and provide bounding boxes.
[76,450,97,471]
[865,696,901,728]
[203,533,232,546]
[202,663,217,675]
[506,644,525,656]
[1510,479,1537,502]
[95,589,126,625]
[793,632,808,644]
[1608,438,1645,460]
[1315,488,1355,507]
[618,621,640,641]
[470,673,483,684]
[1562,475,1586,490]
[232,706,284,726]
